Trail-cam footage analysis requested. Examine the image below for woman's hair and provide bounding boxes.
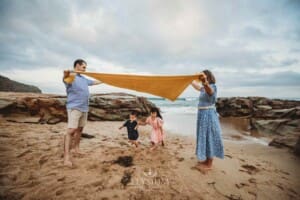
[73,59,87,68]
[150,107,163,119]
[203,69,216,84]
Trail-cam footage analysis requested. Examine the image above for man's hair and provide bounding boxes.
[73,59,87,68]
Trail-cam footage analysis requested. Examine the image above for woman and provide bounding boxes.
[191,70,224,173]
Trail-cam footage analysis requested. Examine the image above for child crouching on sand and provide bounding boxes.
[119,111,139,147]
[139,107,165,150]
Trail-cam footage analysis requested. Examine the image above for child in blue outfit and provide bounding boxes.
[119,111,139,147]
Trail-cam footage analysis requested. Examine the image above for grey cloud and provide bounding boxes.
[218,71,300,87]
[0,0,299,80]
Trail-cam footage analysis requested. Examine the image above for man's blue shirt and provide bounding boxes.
[64,74,93,112]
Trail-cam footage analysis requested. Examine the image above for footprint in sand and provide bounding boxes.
[57,176,65,182]
[87,163,98,170]
[39,155,49,166]
[248,191,257,198]
[248,178,257,184]
[0,174,17,185]
[177,157,184,162]
[119,141,128,146]
[90,180,105,189]
[17,149,32,158]
[240,164,259,175]
[235,182,250,189]
[225,154,233,159]
[55,188,65,196]
[276,183,285,191]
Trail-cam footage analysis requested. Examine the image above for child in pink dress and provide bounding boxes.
[140,107,165,150]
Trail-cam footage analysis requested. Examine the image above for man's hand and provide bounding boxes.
[63,70,71,78]
[93,80,103,85]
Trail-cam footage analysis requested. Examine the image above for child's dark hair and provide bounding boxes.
[130,111,138,116]
[73,59,87,68]
[150,107,163,119]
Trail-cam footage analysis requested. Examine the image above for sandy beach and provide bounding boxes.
[0,117,299,200]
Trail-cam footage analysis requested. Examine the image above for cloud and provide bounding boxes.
[0,0,300,98]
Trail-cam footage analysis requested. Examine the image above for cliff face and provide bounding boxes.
[0,92,155,124]
[0,75,42,93]
[217,97,300,155]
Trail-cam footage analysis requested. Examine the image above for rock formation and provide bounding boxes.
[0,92,155,124]
[217,97,300,155]
[0,75,42,93]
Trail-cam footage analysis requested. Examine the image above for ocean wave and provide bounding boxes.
[160,106,197,114]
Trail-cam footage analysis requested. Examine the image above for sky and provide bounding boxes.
[1,0,300,99]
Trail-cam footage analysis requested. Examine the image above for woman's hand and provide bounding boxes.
[199,74,207,83]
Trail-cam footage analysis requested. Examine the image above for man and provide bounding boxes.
[63,59,102,167]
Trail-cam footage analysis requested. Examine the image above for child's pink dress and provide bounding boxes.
[146,117,164,144]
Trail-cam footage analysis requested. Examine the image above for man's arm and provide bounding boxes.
[92,80,103,85]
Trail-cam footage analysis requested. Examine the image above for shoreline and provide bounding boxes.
[0,118,299,199]
[163,114,272,146]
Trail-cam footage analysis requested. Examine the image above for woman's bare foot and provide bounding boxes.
[198,160,208,164]
[194,164,212,174]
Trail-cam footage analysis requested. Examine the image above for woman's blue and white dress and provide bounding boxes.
[196,84,224,161]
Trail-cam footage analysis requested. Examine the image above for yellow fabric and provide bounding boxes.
[64,71,202,101]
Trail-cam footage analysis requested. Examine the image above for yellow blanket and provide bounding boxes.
[65,71,201,101]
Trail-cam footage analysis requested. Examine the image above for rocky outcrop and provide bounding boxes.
[216,97,300,117]
[0,92,155,124]
[217,97,300,155]
[295,137,300,156]
[0,75,42,93]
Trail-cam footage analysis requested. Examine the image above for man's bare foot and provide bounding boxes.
[73,149,84,156]
[161,141,165,147]
[63,160,73,167]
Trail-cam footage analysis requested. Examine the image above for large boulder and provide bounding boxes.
[0,92,155,124]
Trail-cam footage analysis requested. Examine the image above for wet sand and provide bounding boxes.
[0,118,299,200]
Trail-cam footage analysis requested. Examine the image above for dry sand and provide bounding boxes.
[0,117,299,200]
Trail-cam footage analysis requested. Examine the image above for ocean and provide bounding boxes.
[147,97,298,145]
[148,97,198,137]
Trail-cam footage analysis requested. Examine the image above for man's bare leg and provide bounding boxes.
[74,127,83,154]
[64,128,76,166]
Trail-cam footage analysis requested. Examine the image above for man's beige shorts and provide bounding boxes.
[67,109,88,129]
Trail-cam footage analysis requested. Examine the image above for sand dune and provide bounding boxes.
[0,118,299,200]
